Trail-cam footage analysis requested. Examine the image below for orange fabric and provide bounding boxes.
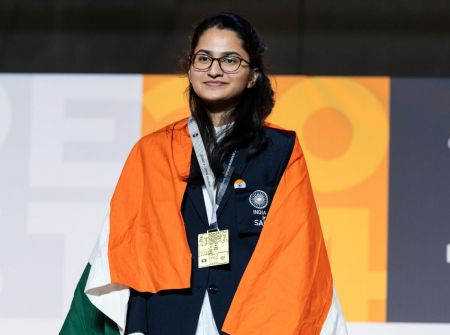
[222,133,332,334]
[109,119,192,292]
[108,117,333,334]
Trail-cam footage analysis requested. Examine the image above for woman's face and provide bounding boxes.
[188,27,255,109]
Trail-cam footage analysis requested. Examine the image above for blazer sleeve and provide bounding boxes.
[125,289,151,334]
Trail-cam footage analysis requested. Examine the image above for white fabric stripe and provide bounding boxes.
[85,213,130,334]
[320,287,348,335]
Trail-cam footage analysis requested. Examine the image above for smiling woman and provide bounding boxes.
[188,28,256,114]
[60,12,347,335]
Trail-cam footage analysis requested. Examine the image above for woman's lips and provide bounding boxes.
[203,81,228,87]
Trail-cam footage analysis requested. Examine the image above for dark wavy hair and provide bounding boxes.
[185,12,274,182]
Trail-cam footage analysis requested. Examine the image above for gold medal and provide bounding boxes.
[198,229,230,268]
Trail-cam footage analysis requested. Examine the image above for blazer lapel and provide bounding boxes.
[186,150,209,229]
[216,146,251,219]
[186,184,209,229]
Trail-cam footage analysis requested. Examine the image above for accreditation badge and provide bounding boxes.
[198,229,230,268]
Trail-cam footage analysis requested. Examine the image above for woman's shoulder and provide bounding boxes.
[263,121,297,142]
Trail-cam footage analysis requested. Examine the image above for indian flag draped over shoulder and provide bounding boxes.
[60,222,128,335]
[60,119,348,335]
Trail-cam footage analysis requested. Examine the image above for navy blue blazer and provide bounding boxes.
[125,126,295,335]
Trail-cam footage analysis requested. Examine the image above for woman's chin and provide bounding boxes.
[201,96,231,107]
[198,91,227,101]
[199,94,242,109]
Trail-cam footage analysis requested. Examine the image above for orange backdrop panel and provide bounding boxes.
[141,75,390,322]
[142,75,191,135]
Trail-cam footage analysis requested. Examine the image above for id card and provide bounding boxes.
[198,229,230,268]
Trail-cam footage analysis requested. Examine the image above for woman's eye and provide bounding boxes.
[196,55,210,63]
[222,56,239,64]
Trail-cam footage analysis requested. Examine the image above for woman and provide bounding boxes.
[61,12,347,335]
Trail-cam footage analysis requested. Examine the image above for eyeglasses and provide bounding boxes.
[190,53,250,73]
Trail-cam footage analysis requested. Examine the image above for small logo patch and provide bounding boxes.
[249,190,268,209]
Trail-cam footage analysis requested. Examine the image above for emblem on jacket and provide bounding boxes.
[248,190,269,227]
[249,190,268,209]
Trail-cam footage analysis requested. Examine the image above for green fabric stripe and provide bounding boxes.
[60,263,120,335]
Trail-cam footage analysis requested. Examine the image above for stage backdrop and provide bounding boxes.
[0,74,449,334]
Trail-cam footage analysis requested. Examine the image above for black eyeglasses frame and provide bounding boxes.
[190,53,251,73]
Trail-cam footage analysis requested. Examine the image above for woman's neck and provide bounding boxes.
[207,103,236,127]
[209,112,229,127]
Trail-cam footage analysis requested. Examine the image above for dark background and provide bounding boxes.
[0,0,449,75]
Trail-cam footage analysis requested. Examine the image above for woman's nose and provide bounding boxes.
[207,59,224,77]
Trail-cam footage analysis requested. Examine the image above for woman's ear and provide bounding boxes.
[247,70,259,88]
